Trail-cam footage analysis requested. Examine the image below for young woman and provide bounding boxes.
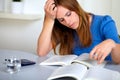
[37,0,120,64]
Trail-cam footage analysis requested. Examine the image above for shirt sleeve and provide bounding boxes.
[100,15,120,61]
[100,15,120,43]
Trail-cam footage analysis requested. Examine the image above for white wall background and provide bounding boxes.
[0,0,120,54]
[78,0,120,33]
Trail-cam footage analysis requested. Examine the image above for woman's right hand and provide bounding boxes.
[44,0,57,20]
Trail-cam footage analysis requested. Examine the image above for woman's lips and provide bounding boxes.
[69,23,74,28]
[69,23,76,29]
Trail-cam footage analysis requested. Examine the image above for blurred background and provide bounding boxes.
[0,0,119,54]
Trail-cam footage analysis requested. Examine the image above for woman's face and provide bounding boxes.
[56,6,79,29]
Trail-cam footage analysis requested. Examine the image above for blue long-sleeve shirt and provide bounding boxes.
[72,14,120,61]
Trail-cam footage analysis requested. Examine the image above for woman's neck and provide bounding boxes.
[88,14,93,27]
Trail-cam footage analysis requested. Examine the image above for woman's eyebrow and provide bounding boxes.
[57,11,70,19]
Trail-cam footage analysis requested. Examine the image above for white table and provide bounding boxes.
[0,49,120,80]
[0,49,58,80]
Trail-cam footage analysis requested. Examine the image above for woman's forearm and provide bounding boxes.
[111,43,120,64]
[37,17,55,56]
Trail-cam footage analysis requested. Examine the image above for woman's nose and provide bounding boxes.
[64,17,70,25]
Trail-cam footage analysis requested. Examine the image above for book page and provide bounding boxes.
[47,64,88,80]
[40,55,77,66]
[83,67,120,80]
[72,53,106,68]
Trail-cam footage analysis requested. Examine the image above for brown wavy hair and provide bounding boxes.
[52,0,92,55]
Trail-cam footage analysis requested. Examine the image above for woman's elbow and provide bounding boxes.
[113,59,120,64]
[37,49,48,57]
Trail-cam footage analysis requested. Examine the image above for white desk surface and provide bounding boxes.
[0,49,120,80]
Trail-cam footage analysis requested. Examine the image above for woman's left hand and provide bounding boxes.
[89,39,116,64]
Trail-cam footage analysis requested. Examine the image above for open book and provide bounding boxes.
[40,53,106,68]
[47,64,120,80]
[40,53,120,80]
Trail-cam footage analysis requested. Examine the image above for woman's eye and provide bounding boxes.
[59,18,64,22]
[66,11,71,16]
